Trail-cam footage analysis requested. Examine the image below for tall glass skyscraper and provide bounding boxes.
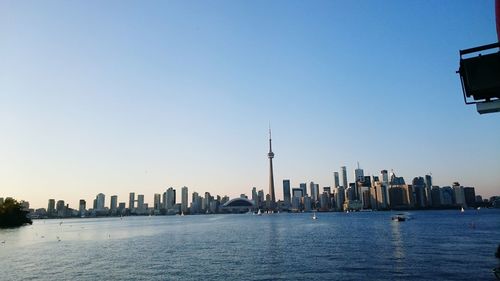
[341,166,348,189]
[129,192,135,210]
[300,183,307,197]
[283,179,291,207]
[181,186,188,213]
[334,172,340,188]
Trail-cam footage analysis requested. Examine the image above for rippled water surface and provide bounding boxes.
[1,210,499,280]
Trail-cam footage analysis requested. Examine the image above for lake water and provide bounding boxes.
[0,210,499,280]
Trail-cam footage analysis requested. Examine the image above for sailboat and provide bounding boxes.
[312,212,317,220]
[461,207,465,212]
[181,211,185,217]
[257,209,262,216]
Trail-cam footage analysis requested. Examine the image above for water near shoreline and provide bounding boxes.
[1,210,499,280]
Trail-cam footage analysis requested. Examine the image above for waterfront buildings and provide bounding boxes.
[30,178,491,219]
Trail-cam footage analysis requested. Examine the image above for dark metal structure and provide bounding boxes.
[457,0,500,114]
[458,42,500,105]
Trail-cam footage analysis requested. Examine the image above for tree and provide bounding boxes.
[0,198,33,228]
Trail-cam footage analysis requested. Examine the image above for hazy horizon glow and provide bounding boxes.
[1,0,499,209]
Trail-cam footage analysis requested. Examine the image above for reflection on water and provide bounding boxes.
[391,220,405,274]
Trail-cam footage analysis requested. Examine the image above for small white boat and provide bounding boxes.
[461,207,465,212]
[257,209,262,216]
[312,212,317,220]
[392,214,406,222]
[181,212,185,217]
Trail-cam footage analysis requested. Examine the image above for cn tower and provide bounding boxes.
[268,128,276,208]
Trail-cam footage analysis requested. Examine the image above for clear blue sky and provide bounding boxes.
[1,0,499,209]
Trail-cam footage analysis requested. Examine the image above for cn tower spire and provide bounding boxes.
[269,125,273,153]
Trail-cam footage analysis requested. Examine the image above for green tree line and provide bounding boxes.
[0,198,33,228]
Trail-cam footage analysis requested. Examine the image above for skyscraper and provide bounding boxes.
[129,192,135,210]
[354,163,364,200]
[381,170,389,185]
[341,166,348,189]
[268,128,276,209]
[96,193,105,210]
[333,172,340,188]
[110,195,118,211]
[47,199,55,216]
[154,194,161,211]
[181,186,188,213]
[425,174,433,206]
[300,183,308,197]
[79,200,86,215]
[354,162,364,183]
[310,182,319,202]
[463,187,476,207]
[252,187,258,208]
[166,187,176,210]
[283,179,291,207]
[137,194,145,210]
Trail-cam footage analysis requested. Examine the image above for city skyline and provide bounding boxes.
[26,167,493,216]
[12,160,494,210]
[1,1,499,209]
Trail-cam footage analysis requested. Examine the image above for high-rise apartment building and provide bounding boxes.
[181,186,188,213]
[283,179,291,207]
[341,166,348,189]
[110,195,118,211]
[300,183,307,197]
[452,183,465,206]
[47,199,55,216]
[137,194,145,210]
[96,193,105,210]
[381,170,389,185]
[251,187,258,208]
[166,187,176,210]
[334,172,340,188]
[354,163,364,183]
[129,192,135,210]
[463,187,476,207]
[79,199,86,215]
[154,194,161,211]
[310,182,319,202]
[425,174,433,206]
